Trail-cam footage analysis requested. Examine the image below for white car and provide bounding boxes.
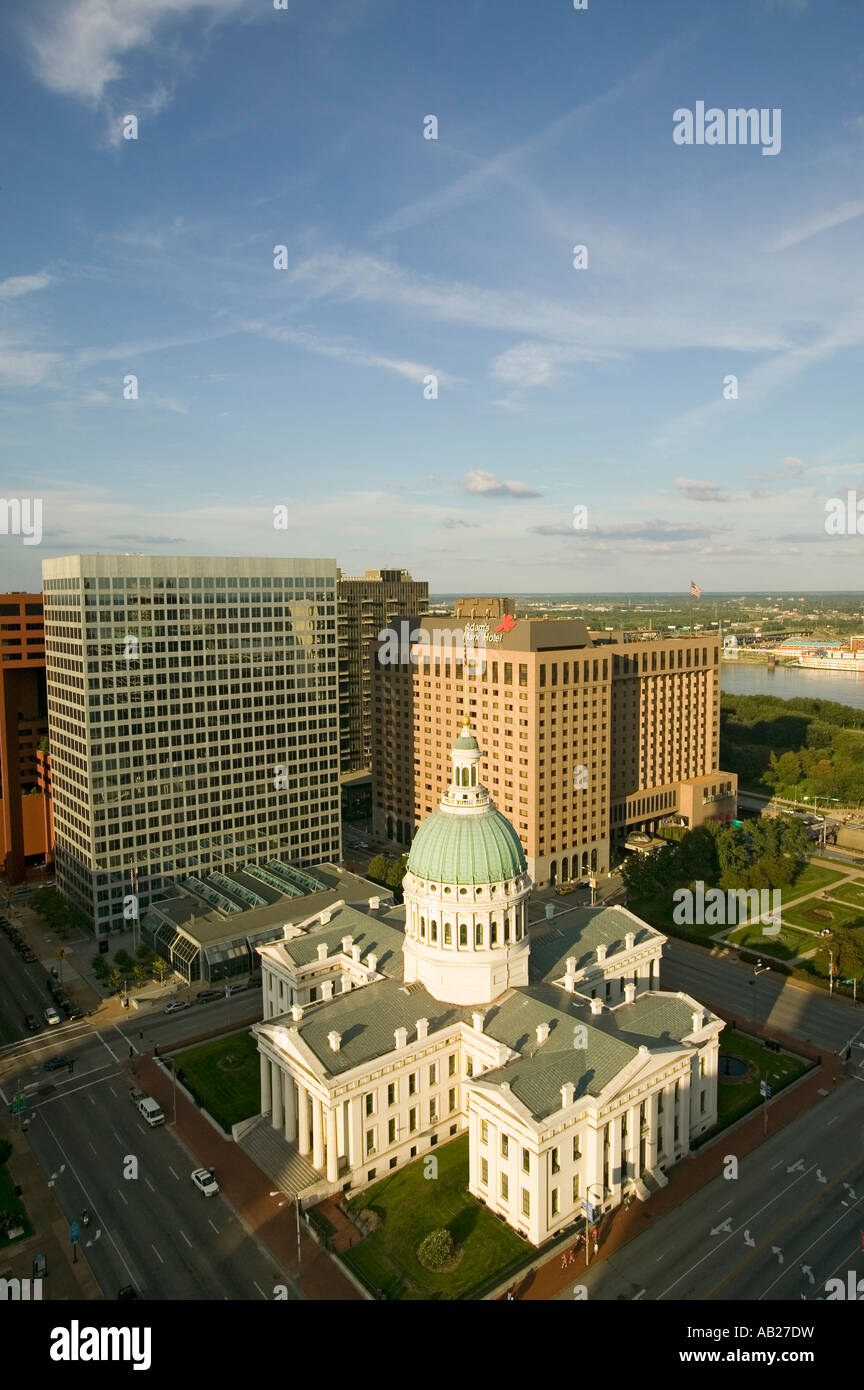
[44,1006,61,1026]
[164,1000,191,1014]
[191,1167,219,1197]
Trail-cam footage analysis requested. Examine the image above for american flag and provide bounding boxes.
[690,580,703,599]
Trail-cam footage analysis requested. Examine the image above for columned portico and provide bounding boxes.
[260,1053,272,1114]
[284,1072,297,1142]
[348,1095,362,1169]
[326,1106,338,1182]
[272,1065,284,1132]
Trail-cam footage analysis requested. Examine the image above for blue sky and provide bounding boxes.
[1,0,863,592]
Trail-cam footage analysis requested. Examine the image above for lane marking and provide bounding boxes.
[180,1231,192,1248]
[151,1244,164,1265]
[208,1218,219,1234]
[144,1177,155,1193]
[117,1189,128,1206]
[168,1165,180,1181]
[254,1281,268,1300]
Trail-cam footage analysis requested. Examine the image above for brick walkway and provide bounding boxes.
[132,1054,361,1301]
[506,1017,846,1301]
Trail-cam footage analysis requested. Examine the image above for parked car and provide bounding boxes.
[190,1168,219,1197]
[163,1000,191,1014]
[43,1055,74,1072]
[196,990,220,1003]
[129,1087,146,1107]
[24,1013,39,1032]
[44,1006,60,1026]
[68,1006,84,1020]
[138,1097,165,1127]
[21,947,36,963]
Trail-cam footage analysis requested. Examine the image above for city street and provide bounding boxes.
[0,994,296,1301]
[660,938,864,1056]
[556,1060,864,1301]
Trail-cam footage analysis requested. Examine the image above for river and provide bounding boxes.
[721,659,864,711]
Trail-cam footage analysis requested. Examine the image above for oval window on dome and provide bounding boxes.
[459,887,467,896]
[444,886,451,894]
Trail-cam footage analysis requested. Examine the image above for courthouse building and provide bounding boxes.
[371,610,737,886]
[253,720,722,1246]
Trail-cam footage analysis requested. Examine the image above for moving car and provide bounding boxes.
[129,1086,146,1107]
[196,990,221,1003]
[21,947,36,963]
[190,1167,219,1197]
[163,999,191,1014]
[44,1006,60,1026]
[43,1054,74,1072]
[138,1097,165,1127]
[24,1013,39,1032]
[117,1286,140,1301]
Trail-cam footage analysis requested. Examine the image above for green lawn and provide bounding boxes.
[826,881,864,910]
[725,923,814,960]
[174,1030,260,1132]
[343,1134,529,1300]
[788,863,848,894]
[782,898,863,933]
[712,1032,812,1132]
[0,1162,33,1248]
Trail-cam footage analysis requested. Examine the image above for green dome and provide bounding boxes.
[407,807,527,885]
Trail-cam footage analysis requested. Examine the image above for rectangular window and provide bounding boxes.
[466,1056,474,1078]
[364,1092,375,1117]
[500,1173,509,1202]
[428,1062,438,1086]
[448,1053,456,1077]
[551,1146,560,1174]
[388,1117,397,1144]
[409,1072,417,1096]
[521,1189,530,1217]
[480,1157,488,1187]
[572,1136,581,1161]
[387,1081,398,1107]
[365,1128,376,1156]
[522,1148,530,1174]
[572,1174,580,1202]
[501,1134,509,1158]
[551,1188,560,1217]
[481,1119,488,1144]
[429,1096,439,1123]
[409,1106,418,1133]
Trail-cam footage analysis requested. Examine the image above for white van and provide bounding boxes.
[138,1097,165,1127]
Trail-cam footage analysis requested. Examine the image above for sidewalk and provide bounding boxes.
[132,1053,361,1301]
[0,1116,102,1301]
[508,1024,845,1301]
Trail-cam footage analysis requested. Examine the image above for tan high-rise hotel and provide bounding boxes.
[372,607,736,886]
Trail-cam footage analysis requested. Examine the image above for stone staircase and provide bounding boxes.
[238,1115,321,1197]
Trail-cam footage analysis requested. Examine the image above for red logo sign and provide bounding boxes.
[495,614,515,634]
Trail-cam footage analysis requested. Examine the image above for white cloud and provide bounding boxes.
[674,477,732,503]
[21,0,246,105]
[772,200,864,251]
[0,271,53,300]
[244,321,464,387]
[459,469,540,498]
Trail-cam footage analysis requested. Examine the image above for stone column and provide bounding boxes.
[627,1104,640,1181]
[347,1095,362,1170]
[284,1072,296,1143]
[663,1083,675,1159]
[336,1098,345,1157]
[326,1106,338,1182]
[679,1072,691,1156]
[609,1115,622,1201]
[298,1082,310,1155]
[272,1065,284,1132]
[312,1094,325,1171]
[260,1052,272,1115]
[646,1090,660,1171]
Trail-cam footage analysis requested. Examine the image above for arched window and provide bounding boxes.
[475,923,484,948]
[387,815,393,840]
[591,848,598,872]
[431,921,438,943]
[550,859,558,886]
[470,765,477,785]
[490,921,498,946]
[396,821,403,844]
[420,916,426,940]
[444,922,452,945]
[459,924,468,947]
[461,767,469,786]
[561,856,569,883]
[581,851,589,876]
[504,919,510,943]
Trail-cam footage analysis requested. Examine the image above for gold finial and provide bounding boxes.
[461,715,471,727]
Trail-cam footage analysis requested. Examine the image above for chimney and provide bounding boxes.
[624,982,636,1004]
[565,956,577,977]
[560,1082,575,1109]
[394,1026,408,1050]
[590,997,603,1015]
[341,935,354,955]
[316,943,328,961]
[691,1009,703,1034]
[327,1030,341,1053]
[322,980,334,1001]
[596,944,607,963]
[472,1011,485,1033]
[367,952,378,973]
[416,1017,429,1041]
[319,908,334,926]
[351,944,361,963]
[291,1004,303,1021]
[536,1022,550,1045]
[563,975,575,994]
[545,902,555,921]
[368,896,381,912]
[625,931,635,950]
[341,976,352,994]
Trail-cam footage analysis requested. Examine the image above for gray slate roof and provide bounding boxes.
[292,978,470,1075]
[529,905,660,981]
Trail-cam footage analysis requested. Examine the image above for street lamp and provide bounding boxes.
[269,1189,302,1272]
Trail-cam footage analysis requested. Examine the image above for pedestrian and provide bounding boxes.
[208,1165,215,1177]
[593,1241,599,1256]
[561,1251,568,1270]
[128,1045,134,1058]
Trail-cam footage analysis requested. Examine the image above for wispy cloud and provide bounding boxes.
[0,271,53,300]
[674,477,732,503]
[772,200,864,251]
[244,321,464,387]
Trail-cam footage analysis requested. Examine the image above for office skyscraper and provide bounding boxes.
[42,556,340,934]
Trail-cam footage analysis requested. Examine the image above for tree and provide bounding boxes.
[417,1228,457,1269]
[152,956,170,983]
[367,854,390,886]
